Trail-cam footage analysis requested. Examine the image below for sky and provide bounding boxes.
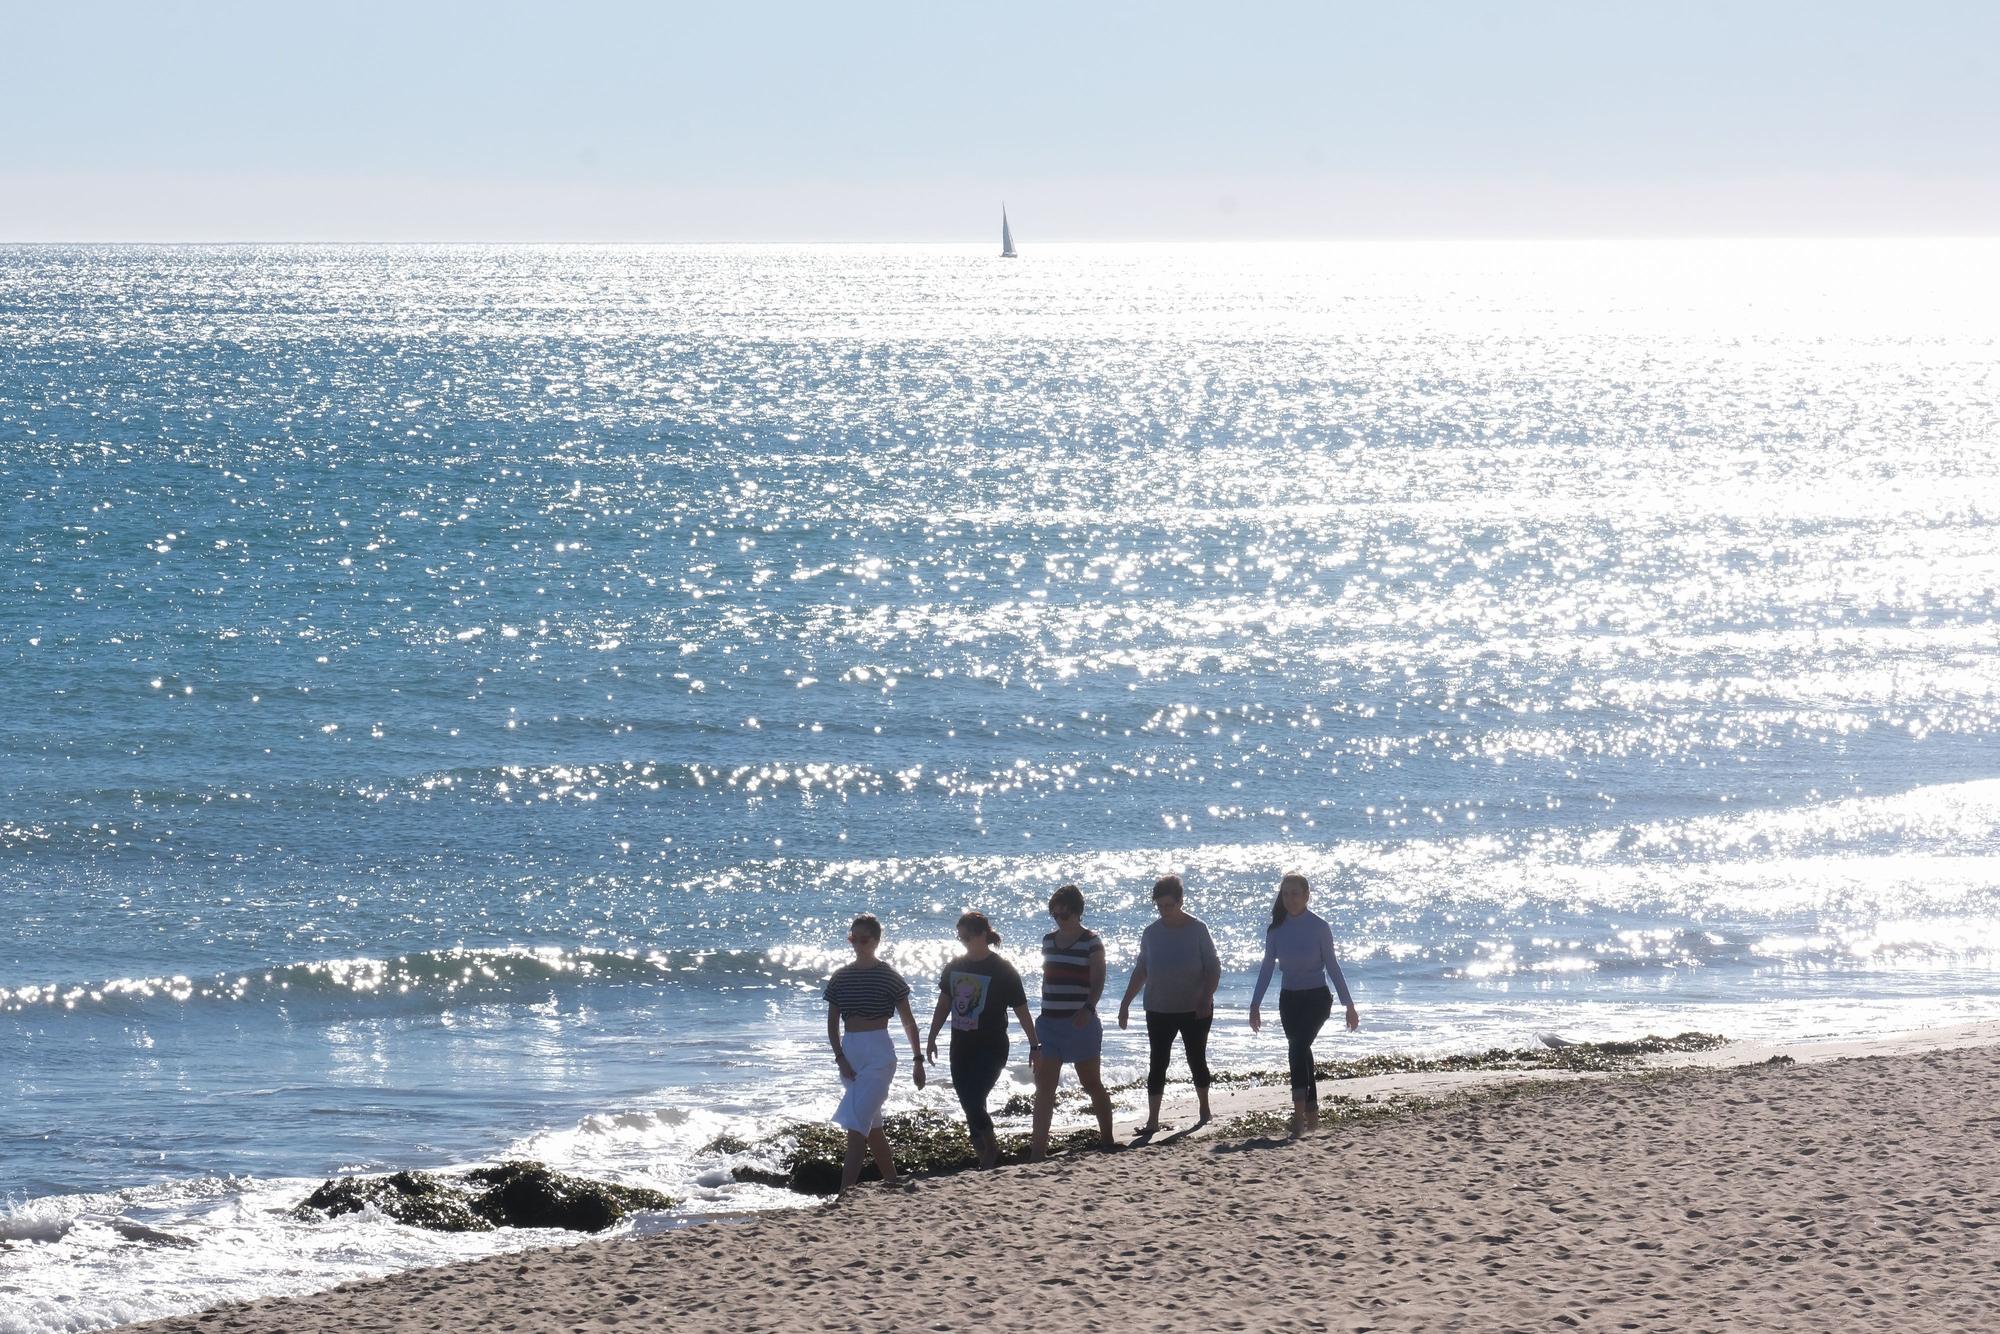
[2,0,1996,241]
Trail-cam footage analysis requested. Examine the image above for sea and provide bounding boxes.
[3,239,1998,1331]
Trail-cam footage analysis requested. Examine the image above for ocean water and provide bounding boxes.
[3,239,1998,1330]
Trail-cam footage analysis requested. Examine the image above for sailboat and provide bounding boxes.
[1000,205,1018,258]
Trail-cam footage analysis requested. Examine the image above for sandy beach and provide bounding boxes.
[118,1025,2000,1333]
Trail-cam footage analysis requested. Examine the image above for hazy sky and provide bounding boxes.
[4,0,1995,240]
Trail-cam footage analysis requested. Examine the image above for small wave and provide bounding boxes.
[0,945,823,1017]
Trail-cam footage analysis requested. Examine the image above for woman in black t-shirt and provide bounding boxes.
[925,910,1036,1170]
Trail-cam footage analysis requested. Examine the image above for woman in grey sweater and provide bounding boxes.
[1248,872,1359,1135]
[1117,875,1221,1135]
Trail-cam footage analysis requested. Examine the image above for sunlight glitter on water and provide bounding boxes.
[3,239,1999,1331]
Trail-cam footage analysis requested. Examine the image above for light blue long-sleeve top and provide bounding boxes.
[1249,909,1354,1009]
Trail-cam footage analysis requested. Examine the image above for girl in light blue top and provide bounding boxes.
[1248,872,1359,1135]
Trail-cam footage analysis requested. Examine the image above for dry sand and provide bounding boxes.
[123,1027,2000,1333]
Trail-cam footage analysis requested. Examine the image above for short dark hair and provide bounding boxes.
[849,913,882,940]
[1151,875,1185,902]
[1048,884,1085,918]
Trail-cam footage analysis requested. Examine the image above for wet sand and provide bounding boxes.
[122,1027,2000,1332]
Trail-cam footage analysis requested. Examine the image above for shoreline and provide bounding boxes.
[116,1019,2000,1332]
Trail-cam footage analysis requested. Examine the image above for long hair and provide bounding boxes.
[956,910,1001,946]
[1267,872,1310,932]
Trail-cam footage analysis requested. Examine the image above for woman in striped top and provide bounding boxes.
[824,913,926,1191]
[1029,883,1116,1160]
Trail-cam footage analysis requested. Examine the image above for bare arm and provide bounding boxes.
[1014,1003,1039,1054]
[1117,959,1147,1028]
[896,994,928,1088]
[827,1002,852,1078]
[1074,942,1106,1027]
[926,990,951,1062]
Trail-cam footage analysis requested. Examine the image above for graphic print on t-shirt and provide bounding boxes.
[945,969,993,1031]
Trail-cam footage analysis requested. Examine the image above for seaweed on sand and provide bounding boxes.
[705,1033,1733,1193]
[1212,1093,1434,1142]
[709,1108,1102,1195]
[1202,1031,1729,1092]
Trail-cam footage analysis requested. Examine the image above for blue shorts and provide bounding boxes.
[1036,1009,1103,1065]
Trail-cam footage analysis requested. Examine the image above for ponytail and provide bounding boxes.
[956,910,1001,946]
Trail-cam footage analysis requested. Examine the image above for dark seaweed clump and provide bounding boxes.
[292,1161,676,1233]
[711,1108,1102,1195]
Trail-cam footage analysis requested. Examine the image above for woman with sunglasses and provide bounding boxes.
[1028,883,1116,1160]
[824,912,926,1191]
[925,910,1036,1170]
[1248,873,1359,1136]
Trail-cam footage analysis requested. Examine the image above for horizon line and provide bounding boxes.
[5,232,1998,246]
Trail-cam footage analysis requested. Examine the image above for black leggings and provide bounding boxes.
[1144,1010,1213,1098]
[949,1039,1009,1144]
[1278,986,1333,1106]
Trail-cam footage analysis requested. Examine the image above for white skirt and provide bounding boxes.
[832,1028,897,1133]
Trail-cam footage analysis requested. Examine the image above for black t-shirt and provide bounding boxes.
[937,953,1028,1047]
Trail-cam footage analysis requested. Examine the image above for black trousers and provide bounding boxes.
[1144,1009,1213,1098]
[1278,986,1333,1106]
[949,1038,1009,1143]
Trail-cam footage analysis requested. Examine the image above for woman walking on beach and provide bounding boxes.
[1117,875,1221,1136]
[926,910,1037,1170]
[825,913,926,1191]
[1248,873,1358,1135]
[1029,884,1116,1159]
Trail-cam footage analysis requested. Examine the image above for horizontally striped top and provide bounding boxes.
[1039,928,1102,1018]
[823,961,911,1021]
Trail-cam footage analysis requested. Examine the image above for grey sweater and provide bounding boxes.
[1135,916,1221,1012]
[1250,910,1354,1008]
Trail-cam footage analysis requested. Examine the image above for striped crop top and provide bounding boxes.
[823,962,912,1021]
[1039,928,1102,1018]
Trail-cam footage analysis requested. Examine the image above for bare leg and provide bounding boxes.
[866,1126,898,1185]
[973,1128,999,1171]
[1075,1058,1115,1147]
[1142,1088,1163,1134]
[1195,1085,1212,1124]
[840,1129,868,1191]
[1028,1055,1060,1161]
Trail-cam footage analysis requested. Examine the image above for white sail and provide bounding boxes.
[1001,206,1017,258]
